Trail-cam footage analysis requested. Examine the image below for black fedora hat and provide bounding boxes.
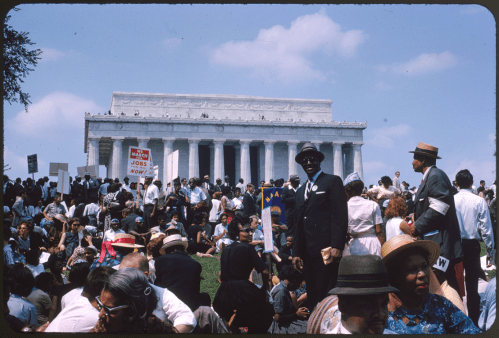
[295,143,325,164]
[328,255,399,296]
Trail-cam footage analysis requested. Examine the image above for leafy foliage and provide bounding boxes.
[3,8,42,112]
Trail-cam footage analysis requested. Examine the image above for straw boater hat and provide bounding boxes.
[381,234,440,268]
[328,255,399,296]
[408,142,441,159]
[111,233,144,248]
[159,234,188,255]
[295,143,325,164]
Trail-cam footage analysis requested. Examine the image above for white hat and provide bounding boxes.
[159,234,188,255]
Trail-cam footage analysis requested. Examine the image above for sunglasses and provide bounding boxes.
[240,227,253,233]
[300,157,319,165]
[95,295,129,316]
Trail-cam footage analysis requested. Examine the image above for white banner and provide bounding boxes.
[166,150,179,184]
[77,165,98,178]
[262,206,274,253]
[57,169,70,195]
[127,146,154,176]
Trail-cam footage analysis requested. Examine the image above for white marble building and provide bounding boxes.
[84,92,366,186]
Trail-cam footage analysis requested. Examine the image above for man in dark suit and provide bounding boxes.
[3,175,16,208]
[291,143,348,311]
[405,142,464,294]
[82,172,99,204]
[242,183,257,217]
[281,174,300,234]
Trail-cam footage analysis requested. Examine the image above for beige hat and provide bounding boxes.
[381,234,440,268]
[409,142,441,159]
[159,234,188,255]
[111,233,144,248]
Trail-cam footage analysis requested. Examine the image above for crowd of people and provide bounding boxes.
[3,141,496,334]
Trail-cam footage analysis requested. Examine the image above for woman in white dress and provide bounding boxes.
[343,172,384,257]
[213,213,233,252]
[384,197,411,241]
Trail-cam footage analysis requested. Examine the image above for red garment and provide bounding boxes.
[454,261,466,297]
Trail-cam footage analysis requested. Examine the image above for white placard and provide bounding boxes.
[262,206,274,253]
[57,169,70,195]
[39,251,51,264]
[49,162,69,176]
[166,150,179,184]
[77,165,98,178]
[127,146,154,176]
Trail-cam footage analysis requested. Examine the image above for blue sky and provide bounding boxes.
[4,4,496,188]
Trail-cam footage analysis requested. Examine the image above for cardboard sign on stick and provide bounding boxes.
[57,169,70,195]
[262,206,274,253]
[77,165,98,178]
[49,163,69,176]
[127,146,154,176]
[27,154,38,174]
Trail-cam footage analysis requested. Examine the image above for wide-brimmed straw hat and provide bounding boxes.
[111,233,144,248]
[381,234,440,268]
[295,143,325,164]
[409,142,441,159]
[328,255,399,296]
[159,234,188,255]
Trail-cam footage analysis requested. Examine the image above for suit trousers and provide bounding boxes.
[143,204,156,229]
[461,239,481,326]
[303,252,340,312]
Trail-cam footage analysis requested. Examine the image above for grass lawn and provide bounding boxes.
[479,241,496,279]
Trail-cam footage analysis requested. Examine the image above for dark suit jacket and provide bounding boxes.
[242,193,256,217]
[292,172,348,259]
[121,213,139,233]
[83,178,99,202]
[202,182,215,197]
[281,186,297,232]
[413,166,463,262]
[4,182,16,207]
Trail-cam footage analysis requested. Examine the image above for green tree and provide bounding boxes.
[3,8,42,112]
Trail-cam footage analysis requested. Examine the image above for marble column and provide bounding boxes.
[264,141,275,182]
[333,142,344,179]
[343,144,354,179]
[162,137,175,184]
[137,137,149,149]
[240,140,252,187]
[188,138,201,179]
[287,140,299,178]
[88,137,100,177]
[213,139,226,183]
[111,136,125,180]
[352,142,364,182]
[234,144,241,182]
[209,144,215,182]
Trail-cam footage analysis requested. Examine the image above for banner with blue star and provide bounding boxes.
[262,187,286,224]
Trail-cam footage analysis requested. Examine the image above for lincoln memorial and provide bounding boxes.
[84,92,366,186]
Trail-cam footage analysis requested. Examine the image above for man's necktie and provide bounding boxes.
[304,180,312,200]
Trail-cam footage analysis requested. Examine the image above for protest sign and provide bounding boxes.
[49,163,68,176]
[262,187,286,224]
[261,206,274,253]
[77,165,98,178]
[127,146,155,176]
[57,169,70,195]
[27,154,38,174]
[166,150,179,184]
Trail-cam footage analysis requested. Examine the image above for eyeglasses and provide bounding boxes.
[240,227,253,233]
[300,157,318,165]
[95,295,129,316]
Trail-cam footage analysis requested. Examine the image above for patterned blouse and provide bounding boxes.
[387,293,481,334]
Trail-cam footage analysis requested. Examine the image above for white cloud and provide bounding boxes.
[448,159,496,186]
[162,38,181,49]
[365,124,413,148]
[39,48,68,62]
[5,92,105,140]
[389,52,459,76]
[211,10,366,83]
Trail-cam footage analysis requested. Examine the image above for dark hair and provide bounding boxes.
[8,264,35,297]
[279,265,303,283]
[384,197,408,219]
[345,179,364,195]
[157,214,167,222]
[83,266,117,299]
[381,176,392,186]
[227,214,249,240]
[69,262,90,286]
[146,234,166,259]
[414,153,436,167]
[455,169,473,189]
[48,253,63,271]
[234,187,241,193]
[221,186,231,196]
[218,213,228,223]
[247,183,255,189]
[71,217,80,226]
[192,212,205,225]
[25,249,39,266]
[4,226,12,240]
[170,211,181,218]
[35,272,53,290]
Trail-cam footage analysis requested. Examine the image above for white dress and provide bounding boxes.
[385,217,405,241]
[347,196,383,257]
[213,223,233,252]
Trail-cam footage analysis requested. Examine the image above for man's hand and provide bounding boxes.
[150,211,154,217]
[296,307,310,318]
[324,248,342,265]
[292,257,303,271]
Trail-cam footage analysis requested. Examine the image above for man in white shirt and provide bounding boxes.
[45,266,116,333]
[122,176,132,194]
[119,253,196,333]
[454,169,495,326]
[236,178,245,192]
[102,219,125,242]
[82,197,100,228]
[392,171,401,191]
[186,178,208,225]
[143,174,159,229]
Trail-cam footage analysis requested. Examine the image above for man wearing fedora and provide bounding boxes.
[407,142,464,294]
[324,255,399,334]
[281,174,300,234]
[292,143,348,312]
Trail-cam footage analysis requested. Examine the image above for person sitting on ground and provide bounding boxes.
[268,265,309,334]
[381,234,480,334]
[4,225,15,267]
[25,249,45,278]
[47,254,67,290]
[384,197,412,241]
[166,211,187,236]
[6,264,38,325]
[478,276,496,332]
[44,266,116,332]
[187,212,216,257]
[344,172,384,256]
[89,268,176,333]
[43,195,68,232]
[277,235,294,274]
[213,213,232,253]
[119,252,196,333]
[128,216,151,248]
[102,218,125,242]
[120,207,139,233]
[27,272,54,324]
[90,233,143,270]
